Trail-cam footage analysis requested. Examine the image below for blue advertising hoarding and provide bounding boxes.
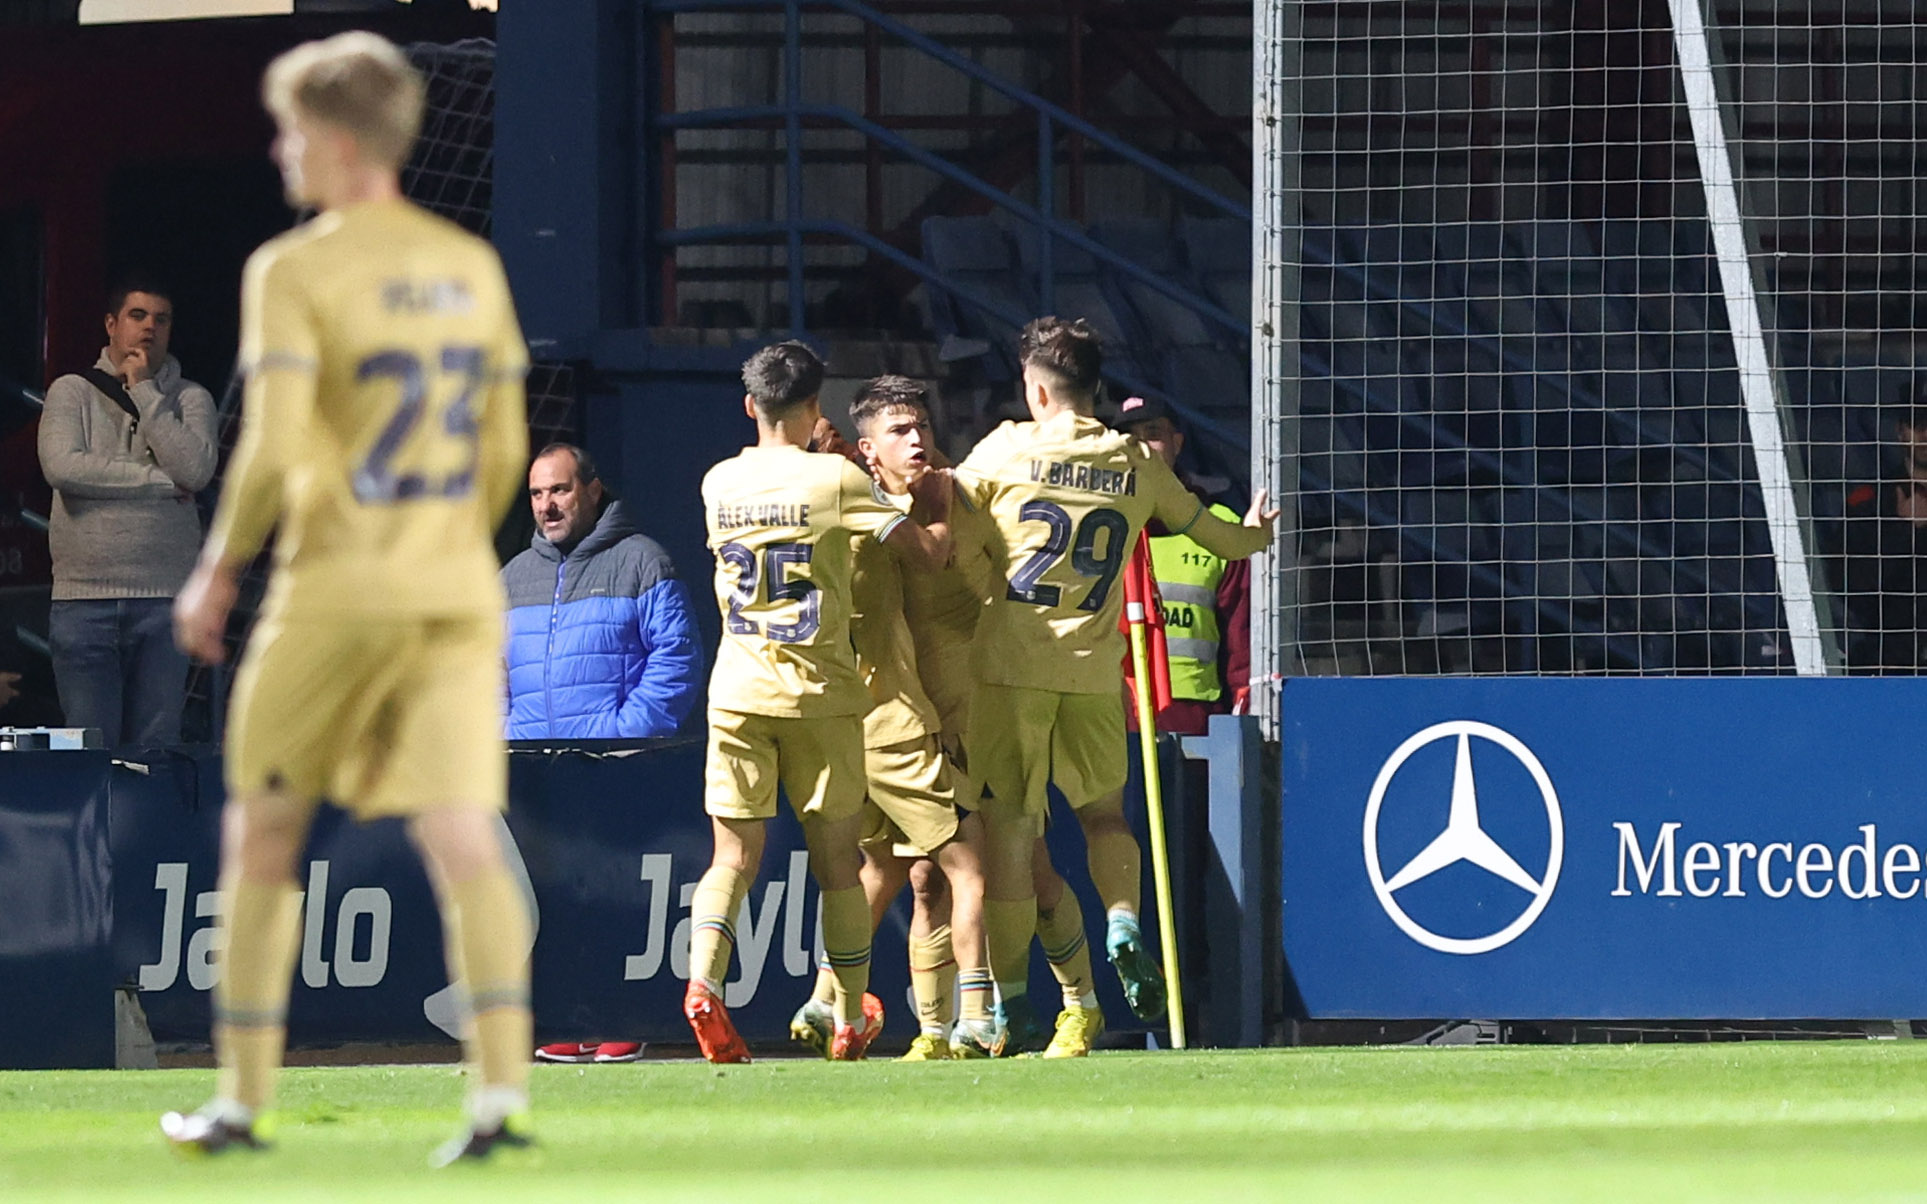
[0,737,1158,1064]
[1283,677,1927,1019]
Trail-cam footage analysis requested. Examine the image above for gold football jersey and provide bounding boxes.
[206,198,529,618]
[955,409,1265,694]
[849,531,940,749]
[703,446,907,718]
[898,491,999,735]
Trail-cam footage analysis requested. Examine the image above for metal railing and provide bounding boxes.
[646,0,1250,453]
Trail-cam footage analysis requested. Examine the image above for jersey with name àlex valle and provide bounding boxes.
[204,198,530,619]
[703,446,908,718]
[955,409,1220,695]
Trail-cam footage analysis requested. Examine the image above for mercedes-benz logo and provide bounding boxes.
[1362,720,1563,955]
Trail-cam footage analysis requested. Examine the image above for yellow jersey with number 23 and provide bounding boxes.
[204,198,530,619]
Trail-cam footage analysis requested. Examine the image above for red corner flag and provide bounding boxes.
[1121,531,1173,723]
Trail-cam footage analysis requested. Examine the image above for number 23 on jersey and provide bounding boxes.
[352,345,487,504]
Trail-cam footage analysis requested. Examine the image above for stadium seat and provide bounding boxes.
[920,215,1034,381]
[1178,217,1251,325]
[1011,222,1158,390]
[1089,219,1222,350]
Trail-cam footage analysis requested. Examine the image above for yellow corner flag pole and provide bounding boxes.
[1127,603,1188,1050]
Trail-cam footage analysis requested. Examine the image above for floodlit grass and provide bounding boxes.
[5,1043,1927,1200]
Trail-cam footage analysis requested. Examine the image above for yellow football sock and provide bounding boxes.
[688,867,749,992]
[956,966,994,1024]
[908,924,955,1035]
[1084,826,1142,918]
[820,886,873,1027]
[1036,898,1097,1009]
[440,867,533,1093]
[983,897,1037,1001]
[212,876,304,1114]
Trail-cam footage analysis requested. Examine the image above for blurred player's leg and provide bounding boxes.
[161,792,310,1155]
[413,806,536,1166]
[686,816,761,1064]
[1034,851,1103,1058]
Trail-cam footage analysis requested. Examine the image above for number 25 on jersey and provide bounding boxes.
[720,541,821,643]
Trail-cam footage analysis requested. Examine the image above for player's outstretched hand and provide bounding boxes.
[174,559,239,666]
[1243,488,1282,531]
[0,671,20,709]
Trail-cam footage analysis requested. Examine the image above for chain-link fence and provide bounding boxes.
[1253,1,1927,710]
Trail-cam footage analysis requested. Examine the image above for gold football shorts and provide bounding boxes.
[704,708,866,822]
[859,734,959,859]
[225,614,507,817]
[967,682,1127,835]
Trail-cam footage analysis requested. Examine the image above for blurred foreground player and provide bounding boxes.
[688,343,953,1062]
[955,318,1276,1039]
[164,33,535,1164]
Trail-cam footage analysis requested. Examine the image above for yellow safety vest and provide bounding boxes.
[1150,502,1236,702]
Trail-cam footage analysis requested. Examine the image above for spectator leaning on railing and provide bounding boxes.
[36,275,217,745]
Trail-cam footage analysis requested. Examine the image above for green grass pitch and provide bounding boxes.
[5,1043,1927,1201]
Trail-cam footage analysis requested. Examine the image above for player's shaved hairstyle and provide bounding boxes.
[263,32,426,170]
[741,340,825,415]
[1018,316,1103,401]
[535,442,600,487]
[848,374,928,435]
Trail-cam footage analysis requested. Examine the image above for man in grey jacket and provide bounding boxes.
[37,277,218,744]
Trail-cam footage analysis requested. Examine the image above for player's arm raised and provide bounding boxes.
[176,248,317,664]
[1146,453,1279,562]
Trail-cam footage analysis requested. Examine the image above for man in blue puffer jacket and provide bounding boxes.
[502,443,703,743]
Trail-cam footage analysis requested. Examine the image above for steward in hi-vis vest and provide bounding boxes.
[1113,395,1251,736]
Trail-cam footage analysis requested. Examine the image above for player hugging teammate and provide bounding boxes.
[693,320,1277,1062]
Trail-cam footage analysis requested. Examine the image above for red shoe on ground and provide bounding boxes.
[683,983,751,1064]
[594,1042,644,1063]
[534,1042,599,1063]
[828,992,885,1061]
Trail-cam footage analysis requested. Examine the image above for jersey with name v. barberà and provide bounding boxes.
[955,409,1220,695]
[204,198,530,619]
[703,445,909,718]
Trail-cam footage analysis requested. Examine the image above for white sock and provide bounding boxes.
[1106,906,1139,929]
[469,1086,529,1131]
